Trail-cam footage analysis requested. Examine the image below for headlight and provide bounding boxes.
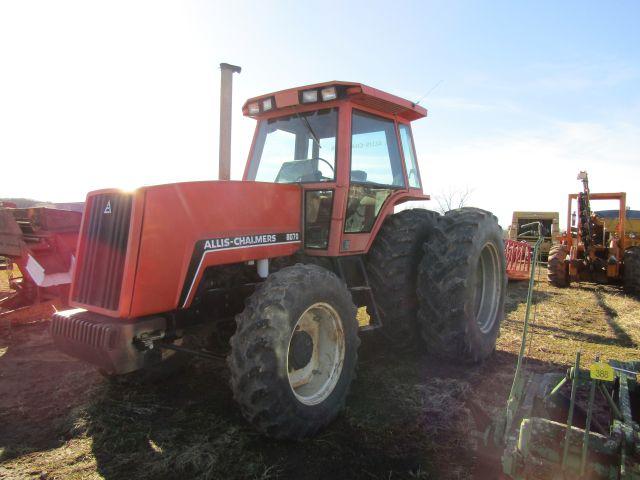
[262,98,273,111]
[321,87,337,101]
[248,102,260,115]
[301,89,318,103]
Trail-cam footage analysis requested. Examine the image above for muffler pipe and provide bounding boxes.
[218,62,241,181]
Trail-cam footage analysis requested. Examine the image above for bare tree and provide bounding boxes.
[435,186,473,214]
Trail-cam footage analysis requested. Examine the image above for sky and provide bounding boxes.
[1,0,638,229]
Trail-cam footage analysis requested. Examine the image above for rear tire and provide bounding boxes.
[417,208,506,363]
[623,247,640,295]
[228,264,359,439]
[547,244,569,288]
[366,208,440,347]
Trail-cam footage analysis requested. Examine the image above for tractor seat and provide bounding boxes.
[350,170,367,182]
[299,171,323,182]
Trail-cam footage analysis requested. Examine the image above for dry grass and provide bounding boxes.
[1,268,639,480]
[499,270,640,367]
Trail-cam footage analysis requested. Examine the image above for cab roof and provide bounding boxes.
[242,81,427,121]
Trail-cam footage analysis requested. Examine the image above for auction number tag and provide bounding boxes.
[589,362,615,382]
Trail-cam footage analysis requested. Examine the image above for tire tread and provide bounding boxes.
[366,208,440,346]
[417,207,506,363]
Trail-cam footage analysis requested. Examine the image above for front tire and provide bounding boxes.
[623,247,640,295]
[417,208,506,363]
[228,264,359,439]
[547,244,569,288]
[366,208,440,347]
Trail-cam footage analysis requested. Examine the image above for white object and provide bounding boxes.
[256,258,269,278]
[25,254,73,287]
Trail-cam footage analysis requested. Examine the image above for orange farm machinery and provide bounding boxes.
[547,171,640,293]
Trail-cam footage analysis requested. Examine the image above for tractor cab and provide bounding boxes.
[241,82,428,256]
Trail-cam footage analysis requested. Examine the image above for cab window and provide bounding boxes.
[247,108,337,183]
[305,190,334,249]
[399,123,421,188]
[350,110,404,187]
[345,110,404,233]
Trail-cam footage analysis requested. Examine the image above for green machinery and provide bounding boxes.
[487,222,640,479]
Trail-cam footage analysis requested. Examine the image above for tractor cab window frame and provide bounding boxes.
[398,123,421,189]
[344,110,405,233]
[247,108,338,184]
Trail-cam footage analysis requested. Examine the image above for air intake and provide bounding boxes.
[72,193,132,311]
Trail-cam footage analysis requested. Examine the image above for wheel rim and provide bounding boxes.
[473,242,502,334]
[287,302,345,406]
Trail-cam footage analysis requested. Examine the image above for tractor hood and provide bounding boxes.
[71,181,302,318]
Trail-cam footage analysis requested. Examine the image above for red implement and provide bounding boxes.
[0,207,81,315]
[505,239,532,281]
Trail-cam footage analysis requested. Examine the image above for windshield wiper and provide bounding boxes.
[297,113,321,148]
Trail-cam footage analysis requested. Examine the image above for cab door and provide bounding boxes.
[298,108,341,251]
[340,108,407,253]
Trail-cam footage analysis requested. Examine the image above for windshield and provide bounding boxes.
[247,108,338,183]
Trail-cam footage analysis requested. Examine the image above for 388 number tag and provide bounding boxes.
[589,362,615,382]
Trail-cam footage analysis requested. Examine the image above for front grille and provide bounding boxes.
[72,193,132,310]
[51,311,119,350]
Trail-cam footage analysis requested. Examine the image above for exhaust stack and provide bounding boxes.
[218,62,241,181]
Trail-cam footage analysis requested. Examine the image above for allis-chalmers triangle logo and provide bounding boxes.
[103,201,112,214]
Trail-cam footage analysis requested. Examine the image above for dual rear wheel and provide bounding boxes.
[368,207,506,360]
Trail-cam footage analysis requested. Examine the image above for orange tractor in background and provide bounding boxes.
[548,171,640,293]
[50,67,507,439]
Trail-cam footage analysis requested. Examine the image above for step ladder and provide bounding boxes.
[332,256,381,331]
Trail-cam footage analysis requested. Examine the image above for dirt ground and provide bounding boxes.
[1,269,639,480]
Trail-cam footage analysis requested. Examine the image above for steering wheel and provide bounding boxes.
[292,158,335,182]
[314,157,334,174]
[314,157,335,181]
[294,157,334,182]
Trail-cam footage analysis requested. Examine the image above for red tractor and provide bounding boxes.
[51,75,507,439]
